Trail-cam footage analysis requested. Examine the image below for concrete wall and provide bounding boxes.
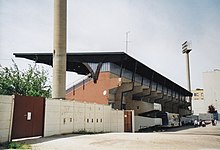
[0,95,14,143]
[110,109,124,132]
[126,100,154,115]
[44,99,124,137]
[192,100,206,115]
[134,116,162,131]
[203,70,220,113]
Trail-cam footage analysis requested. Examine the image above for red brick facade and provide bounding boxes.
[66,72,120,104]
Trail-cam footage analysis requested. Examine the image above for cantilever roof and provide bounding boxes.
[14,52,192,96]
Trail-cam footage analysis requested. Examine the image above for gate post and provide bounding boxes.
[8,95,15,142]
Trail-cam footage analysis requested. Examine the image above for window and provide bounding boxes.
[194,93,198,96]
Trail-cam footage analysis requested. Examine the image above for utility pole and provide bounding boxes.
[182,41,192,92]
[125,31,130,53]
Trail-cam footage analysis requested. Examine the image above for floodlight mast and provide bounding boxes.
[182,41,192,113]
[125,31,130,53]
[182,41,192,92]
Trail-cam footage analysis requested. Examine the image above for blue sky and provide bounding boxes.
[0,0,220,90]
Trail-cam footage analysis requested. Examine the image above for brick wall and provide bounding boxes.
[66,72,120,104]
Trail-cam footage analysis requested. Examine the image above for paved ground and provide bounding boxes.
[10,123,220,150]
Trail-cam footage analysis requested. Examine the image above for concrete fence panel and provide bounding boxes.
[60,100,74,134]
[0,95,14,143]
[73,101,85,132]
[117,110,125,132]
[103,105,111,132]
[44,99,61,136]
[94,104,104,132]
[85,103,95,132]
[110,110,118,132]
[44,99,124,137]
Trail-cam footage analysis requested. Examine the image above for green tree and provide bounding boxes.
[0,60,51,97]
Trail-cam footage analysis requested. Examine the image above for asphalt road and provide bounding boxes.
[13,122,220,150]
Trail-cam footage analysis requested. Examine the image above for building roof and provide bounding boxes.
[14,52,192,96]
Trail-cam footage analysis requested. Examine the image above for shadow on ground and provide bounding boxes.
[137,125,195,133]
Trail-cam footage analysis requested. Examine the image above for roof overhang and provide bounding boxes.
[14,52,192,96]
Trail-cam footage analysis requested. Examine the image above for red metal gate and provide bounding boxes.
[11,95,45,139]
[124,110,133,132]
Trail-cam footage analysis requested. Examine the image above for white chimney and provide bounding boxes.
[52,0,67,99]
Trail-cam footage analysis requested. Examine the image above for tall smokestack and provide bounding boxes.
[52,0,67,99]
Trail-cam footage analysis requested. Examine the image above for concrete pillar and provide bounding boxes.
[131,86,143,95]
[115,82,133,109]
[52,0,67,99]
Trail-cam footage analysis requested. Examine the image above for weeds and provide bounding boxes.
[73,130,107,135]
[0,142,31,149]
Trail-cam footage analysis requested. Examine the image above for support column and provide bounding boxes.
[52,0,67,99]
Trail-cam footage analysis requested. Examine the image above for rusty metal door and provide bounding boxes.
[124,110,132,132]
[11,95,45,139]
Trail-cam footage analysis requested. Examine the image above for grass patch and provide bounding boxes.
[0,142,31,149]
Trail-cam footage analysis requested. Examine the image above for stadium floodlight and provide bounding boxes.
[182,41,192,54]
